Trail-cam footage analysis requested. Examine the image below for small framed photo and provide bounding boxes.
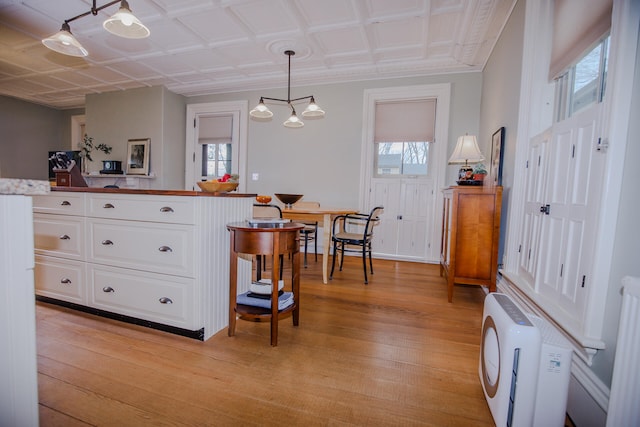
[489,127,505,186]
[126,138,150,175]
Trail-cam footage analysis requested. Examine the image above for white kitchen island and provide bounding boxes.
[31,187,254,341]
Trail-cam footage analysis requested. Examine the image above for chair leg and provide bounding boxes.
[330,240,338,279]
[256,256,262,281]
[303,232,308,268]
[313,230,318,262]
[362,245,368,284]
[368,242,374,274]
[339,242,345,271]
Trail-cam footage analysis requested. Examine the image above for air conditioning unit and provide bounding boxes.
[479,293,572,427]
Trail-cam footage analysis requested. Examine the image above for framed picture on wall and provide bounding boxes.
[489,127,505,186]
[126,138,150,175]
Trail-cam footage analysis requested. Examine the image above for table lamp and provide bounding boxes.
[448,134,485,181]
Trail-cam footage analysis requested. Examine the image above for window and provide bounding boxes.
[373,99,435,177]
[201,143,232,177]
[197,114,233,179]
[375,142,429,176]
[555,35,609,122]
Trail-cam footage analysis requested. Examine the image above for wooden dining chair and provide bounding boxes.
[330,206,384,284]
[252,204,283,280]
[293,200,320,268]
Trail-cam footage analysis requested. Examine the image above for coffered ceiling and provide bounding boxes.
[0,0,515,109]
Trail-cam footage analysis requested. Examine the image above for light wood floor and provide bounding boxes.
[36,256,494,426]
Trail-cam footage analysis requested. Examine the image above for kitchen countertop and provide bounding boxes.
[50,185,255,197]
[0,179,50,195]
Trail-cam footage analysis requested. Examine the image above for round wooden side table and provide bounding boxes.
[226,221,303,346]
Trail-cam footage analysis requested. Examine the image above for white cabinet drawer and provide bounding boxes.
[33,214,85,260]
[89,265,196,329]
[32,193,85,215]
[87,194,195,224]
[35,256,86,304]
[88,219,194,276]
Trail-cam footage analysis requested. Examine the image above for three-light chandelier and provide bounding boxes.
[42,0,150,57]
[250,50,325,128]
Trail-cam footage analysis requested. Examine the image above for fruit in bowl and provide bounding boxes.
[256,195,272,204]
[197,180,239,193]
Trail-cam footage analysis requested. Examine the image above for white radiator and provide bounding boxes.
[606,275,640,427]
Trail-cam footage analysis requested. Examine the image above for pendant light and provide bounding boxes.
[250,50,325,128]
[42,0,149,57]
[42,22,88,57]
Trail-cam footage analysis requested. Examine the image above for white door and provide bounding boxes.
[362,84,450,263]
[185,101,248,191]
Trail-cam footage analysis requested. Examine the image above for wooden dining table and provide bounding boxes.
[281,206,358,283]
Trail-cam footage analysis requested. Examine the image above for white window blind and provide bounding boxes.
[374,99,436,143]
[549,0,612,80]
[198,115,232,144]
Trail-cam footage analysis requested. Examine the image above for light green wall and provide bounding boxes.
[0,96,82,180]
[85,86,186,189]
[189,73,482,207]
[480,0,525,265]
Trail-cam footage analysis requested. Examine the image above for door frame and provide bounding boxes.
[185,101,248,191]
[360,84,451,262]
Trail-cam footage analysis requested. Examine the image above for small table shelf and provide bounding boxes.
[226,221,303,346]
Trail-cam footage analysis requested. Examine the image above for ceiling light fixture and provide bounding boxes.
[42,0,149,57]
[250,50,325,128]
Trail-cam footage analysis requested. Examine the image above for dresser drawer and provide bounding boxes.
[88,219,194,276]
[35,255,86,304]
[87,194,195,224]
[33,214,85,260]
[88,265,196,329]
[32,193,85,215]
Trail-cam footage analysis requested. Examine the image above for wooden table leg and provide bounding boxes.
[321,213,331,284]
[228,231,237,336]
[270,233,280,346]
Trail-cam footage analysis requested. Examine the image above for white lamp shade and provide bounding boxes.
[301,98,325,118]
[448,135,485,164]
[103,1,150,39]
[42,24,88,57]
[250,99,274,118]
[283,109,304,128]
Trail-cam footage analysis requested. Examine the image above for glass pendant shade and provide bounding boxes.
[42,23,88,57]
[103,0,150,39]
[249,98,274,118]
[448,135,485,164]
[301,97,325,118]
[283,108,304,128]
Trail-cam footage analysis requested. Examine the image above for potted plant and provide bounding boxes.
[473,163,487,181]
[78,134,112,173]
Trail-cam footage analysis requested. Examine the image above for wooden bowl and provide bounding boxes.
[256,195,272,204]
[274,193,303,207]
[197,181,239,193]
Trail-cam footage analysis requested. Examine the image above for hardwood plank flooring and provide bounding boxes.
[36,256,494,426]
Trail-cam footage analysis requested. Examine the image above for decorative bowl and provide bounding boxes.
[256,195,272,204]
[197,181,239,193]
[274,193,303,208]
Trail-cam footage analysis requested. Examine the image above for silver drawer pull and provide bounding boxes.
[102,240,114,246]
[158,246,173,252]
[59,234,71,240]
[159,297,173,304]
[102,286,115,293]
[160,206,174,213]
[61,200,71,206]
[60,278,72,284]
[103,203,115,209]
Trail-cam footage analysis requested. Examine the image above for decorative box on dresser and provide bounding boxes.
[32,188,254,340]
[440,185,502,302]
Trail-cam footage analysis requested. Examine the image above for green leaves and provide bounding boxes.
[78,134,112,162]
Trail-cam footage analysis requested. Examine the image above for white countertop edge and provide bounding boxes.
[0,178,51,195]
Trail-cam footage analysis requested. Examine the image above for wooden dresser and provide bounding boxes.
[440,185,502,302]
